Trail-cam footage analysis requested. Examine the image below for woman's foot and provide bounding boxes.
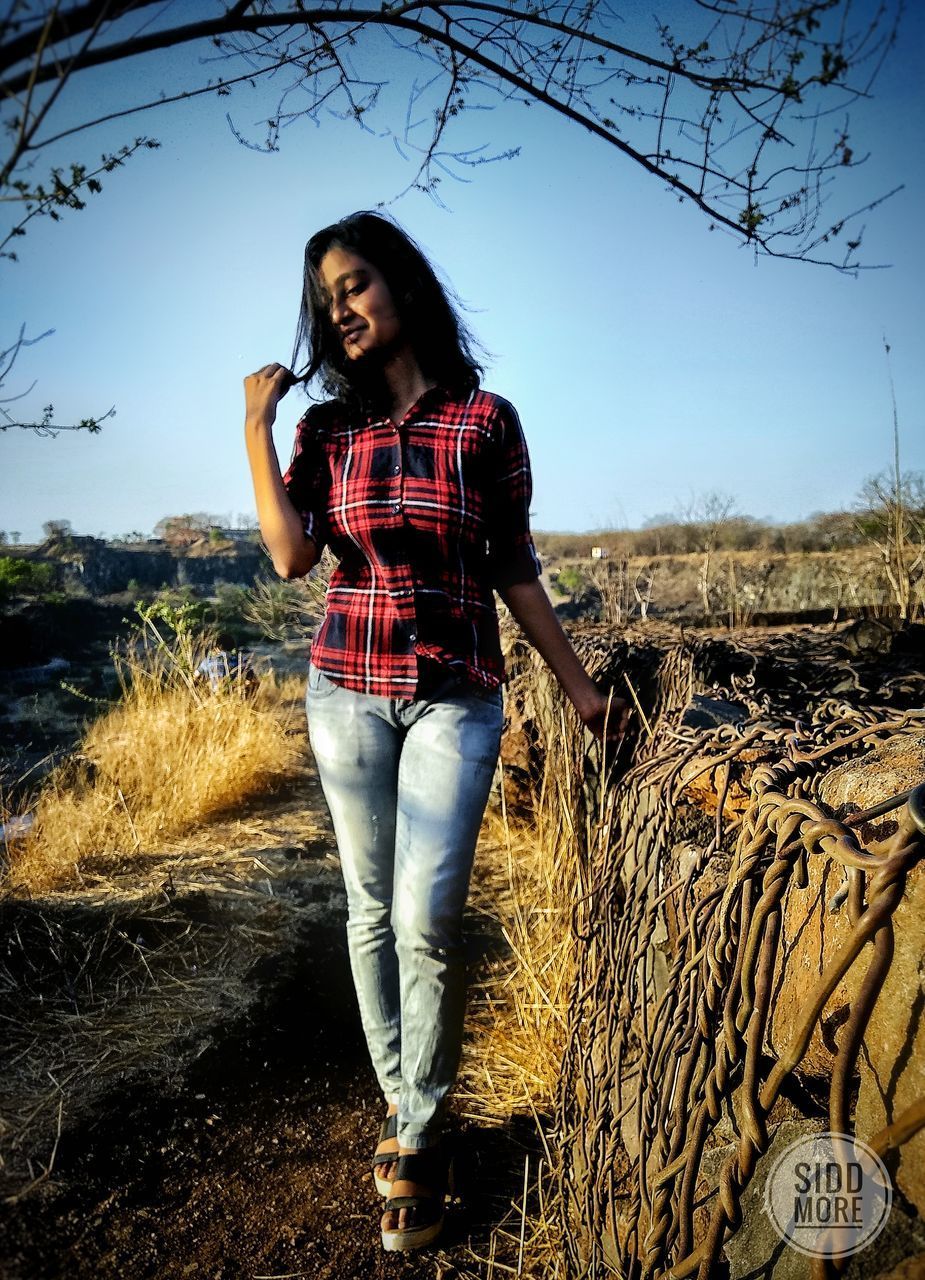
[372,1103,399,1194]
[380,1142,451,1250]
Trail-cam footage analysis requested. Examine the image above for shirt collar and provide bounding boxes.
[365,382,448,427]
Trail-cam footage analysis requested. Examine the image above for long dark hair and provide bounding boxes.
[291,211,484,411]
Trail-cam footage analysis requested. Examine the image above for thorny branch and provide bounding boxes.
[0,1,906,269]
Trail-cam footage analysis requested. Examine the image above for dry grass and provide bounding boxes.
[463,774,579,1120]
[0,600,334,1199]
[549,546,915,622]
[0,831,342,1201]
[4,604,303,894]
[1,601,583,1269]
[446,707,595,1279]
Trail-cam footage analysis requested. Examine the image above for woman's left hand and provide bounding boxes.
[578,689,632,742]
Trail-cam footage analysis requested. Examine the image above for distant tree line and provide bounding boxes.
[13,485,923,559]
[535,480,925,560]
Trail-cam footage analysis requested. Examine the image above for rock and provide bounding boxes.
[770,734,925,1214]
[719,1120,821,1280]
[680,694,749,729]
[840,618,894,657]
[868,1252,925,1280]
[5,655,71,687]
[852,855,925,1217]
[31,542,265,594]
[818,735,925,844]
[769,840,858,1078]
[843,1202,925,1279]
[677,752,751,818]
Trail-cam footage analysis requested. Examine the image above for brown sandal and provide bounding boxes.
[371,1112,398,1196]
[380,1141,454,1252]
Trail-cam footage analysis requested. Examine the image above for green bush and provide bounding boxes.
[552,565,590,597]
[0,557,56,606]
[149,585,209,628]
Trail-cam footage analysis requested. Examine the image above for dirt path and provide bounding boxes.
[0,782,536,1279]
[0,915,537,1280]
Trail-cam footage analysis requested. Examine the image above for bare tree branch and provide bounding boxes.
[0,323,114,434]
[0,0,906,268]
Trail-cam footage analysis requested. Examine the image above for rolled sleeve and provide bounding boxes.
[486,400,543,590]
[281,410,329,557]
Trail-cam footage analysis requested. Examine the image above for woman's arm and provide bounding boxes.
[244,363,317,579]
[498,578,631,739]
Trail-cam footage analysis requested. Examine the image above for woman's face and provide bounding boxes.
[317,246,404,361]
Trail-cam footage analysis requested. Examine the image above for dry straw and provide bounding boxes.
[0,602,330,1200]
[4,602,301,893]
[444,648,603,1279]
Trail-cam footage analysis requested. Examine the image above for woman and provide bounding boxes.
[244,211,629,1253]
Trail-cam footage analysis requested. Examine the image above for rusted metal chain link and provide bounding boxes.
[544,625,925,1280]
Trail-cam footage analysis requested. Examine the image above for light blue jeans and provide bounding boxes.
[305,661,504,1149]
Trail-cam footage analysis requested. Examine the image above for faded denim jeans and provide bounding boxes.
[305,661,504,1149]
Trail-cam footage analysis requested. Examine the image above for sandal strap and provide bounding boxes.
[386,1195,443,1215]
[372,1113,399,1174]
[377,1113,398,1144]
[392,1144,450,1193]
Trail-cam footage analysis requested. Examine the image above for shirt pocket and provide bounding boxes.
[324,434,398,557]
[404,427,491,541]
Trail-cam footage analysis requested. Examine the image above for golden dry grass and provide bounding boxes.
[5,605,304,894]
[464,779,578,1120]
[446,735,593,1279]
[0,600,328,1199]
[2,601,581,1270]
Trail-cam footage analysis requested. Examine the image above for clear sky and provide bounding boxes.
[1,3,923,543]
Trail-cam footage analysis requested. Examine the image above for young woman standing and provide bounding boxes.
[244,212,628,1252]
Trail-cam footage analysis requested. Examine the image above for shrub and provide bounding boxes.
[236,550,334,641]
[0,557,56,606]
[208,582,260,646]
[552,565,590,597]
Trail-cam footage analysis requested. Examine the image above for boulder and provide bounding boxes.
[770,735,925,1213]
[680,693,749,730]
[868,1253,925,1280]
[719,1120,820,1280]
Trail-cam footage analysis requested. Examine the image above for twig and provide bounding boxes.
[2,1094,63,1204]
[622,671,653,738]
[517,1154,529,1274]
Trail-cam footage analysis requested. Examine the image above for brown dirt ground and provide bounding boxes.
[0,763,541,1280]
[0,927,537,1280]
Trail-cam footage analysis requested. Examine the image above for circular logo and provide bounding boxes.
[763,1130,891,1259]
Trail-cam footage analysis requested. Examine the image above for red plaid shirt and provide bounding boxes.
[281,384,542,698]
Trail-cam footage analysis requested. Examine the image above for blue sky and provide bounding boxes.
[1,3,923,543]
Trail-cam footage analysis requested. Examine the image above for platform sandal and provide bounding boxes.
[371,1112,399,1196]
[380,1141,454,1252]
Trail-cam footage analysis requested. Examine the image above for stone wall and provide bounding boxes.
[35,541,266,595]
[505,621,925,1279]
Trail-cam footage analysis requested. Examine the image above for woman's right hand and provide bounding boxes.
[244,362,296,427]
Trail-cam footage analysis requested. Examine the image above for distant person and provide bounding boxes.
[243,211,629,1253]
[194,649,257,696]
